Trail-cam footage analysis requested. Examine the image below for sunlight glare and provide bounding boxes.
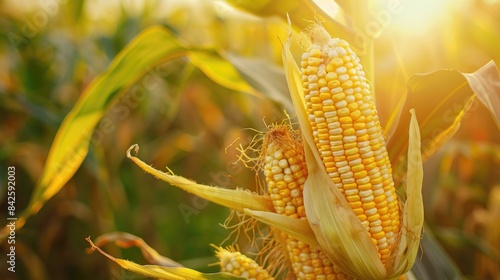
[389,0,452,34]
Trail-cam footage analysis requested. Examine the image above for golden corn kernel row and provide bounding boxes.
[300,37,400,263]
[263,125,351,280]
[215,246,274,280]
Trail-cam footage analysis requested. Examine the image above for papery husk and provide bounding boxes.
[388,109,424,279]
[303,141,387,279]
[127,144,274,213]
[244,208,319,247]
[86,237,246,280]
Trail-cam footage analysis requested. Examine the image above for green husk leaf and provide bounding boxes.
[127,144,273,213]
[86,237,245,280]
[389,109,424,278]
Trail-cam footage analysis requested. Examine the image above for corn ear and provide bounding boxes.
[282,24,384,279]
[261,125,352,279]
[299,31,400,264]
[283,21,424,280]
[214,246,275,280]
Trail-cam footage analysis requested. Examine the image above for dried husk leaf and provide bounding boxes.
[127,144,273,213]
[94,232,183,267]
[86,237,245,280]
[302,142,386,279]
[388,109,424,278]
[243,208,319,247]
[463,60,500,130]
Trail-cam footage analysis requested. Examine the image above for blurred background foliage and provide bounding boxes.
[0,0,499,279]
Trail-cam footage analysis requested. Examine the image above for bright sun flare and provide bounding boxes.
[389,0,453,34]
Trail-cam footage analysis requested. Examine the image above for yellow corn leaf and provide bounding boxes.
[386,61,500,181]
[93,232,183,267]
[166,1,288,65]
[225,0,357,52]
[127,145,273,213]
[86,237,245,280]
[389,109,424,278]
[188,52,261,97]
[1,25,267,239]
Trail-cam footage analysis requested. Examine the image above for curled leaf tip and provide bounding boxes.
[127,144,140,158]
[86,237,118,262]
[85,236,96,254]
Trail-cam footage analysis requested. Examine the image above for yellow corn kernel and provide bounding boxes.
[300,35,401,265]
[263,125,352,280]
[214,246,274,280]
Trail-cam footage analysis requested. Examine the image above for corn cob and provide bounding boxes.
[299,33,400,264]
[215,246,274,280]
[263,125,351,279]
